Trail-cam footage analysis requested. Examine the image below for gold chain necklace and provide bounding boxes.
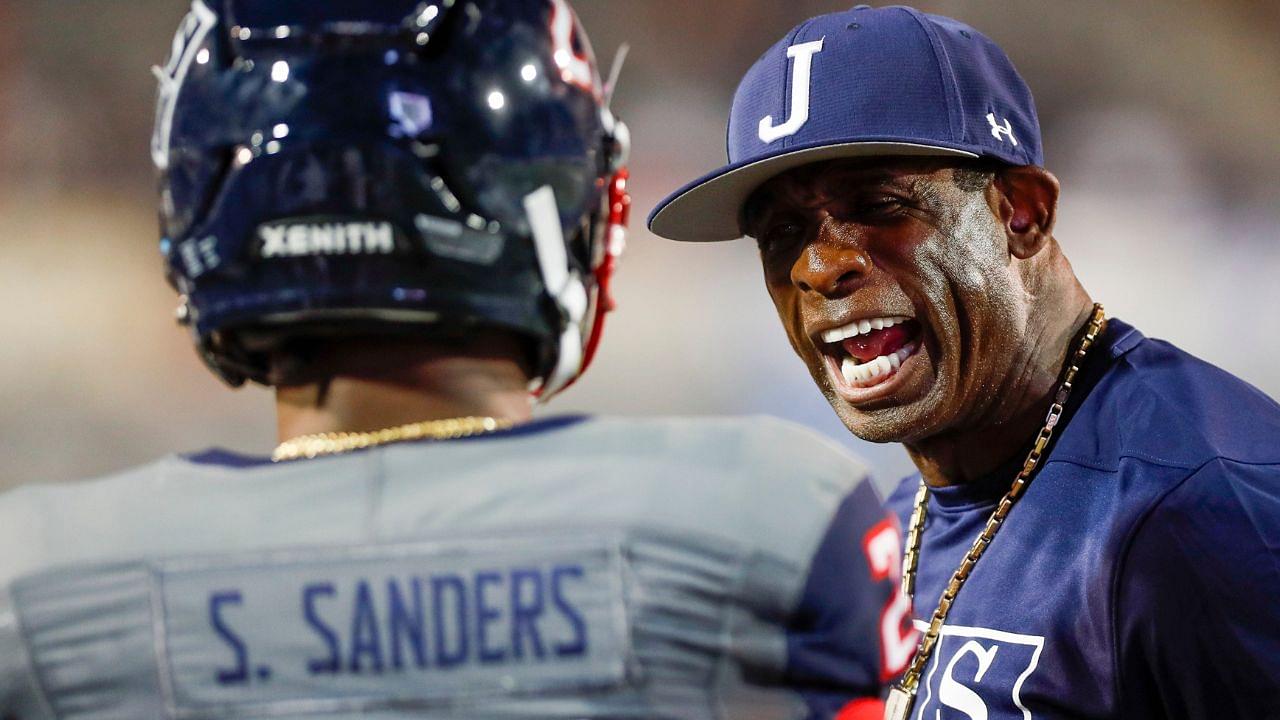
[272,416,515,462]
[885,304,1106,720]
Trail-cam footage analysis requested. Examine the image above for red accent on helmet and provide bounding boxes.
[580,168,630,372]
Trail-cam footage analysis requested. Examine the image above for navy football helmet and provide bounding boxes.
[152,0,630,396]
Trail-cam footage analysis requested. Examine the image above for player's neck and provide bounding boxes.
[274,347,534,443]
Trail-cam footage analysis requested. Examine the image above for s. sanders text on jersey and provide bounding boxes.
[208,564,589,685]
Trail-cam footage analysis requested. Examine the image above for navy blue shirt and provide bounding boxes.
[887,319,1280,719]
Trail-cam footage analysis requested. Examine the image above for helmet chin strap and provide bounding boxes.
[524,186,589,399]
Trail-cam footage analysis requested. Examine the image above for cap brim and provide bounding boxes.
[648,141,978,242]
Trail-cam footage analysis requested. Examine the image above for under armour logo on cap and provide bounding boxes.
[987,113,1019,146]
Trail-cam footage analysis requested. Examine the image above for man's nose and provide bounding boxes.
[790,221,872,297]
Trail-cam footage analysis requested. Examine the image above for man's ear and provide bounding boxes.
[993,165,1060,259]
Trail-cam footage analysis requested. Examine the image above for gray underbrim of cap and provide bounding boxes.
[649,141,978,242]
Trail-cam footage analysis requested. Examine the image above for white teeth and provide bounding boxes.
[841,356,858,384]
[836,341,918,388]
[874,355,892,377]
[820,315,913,343]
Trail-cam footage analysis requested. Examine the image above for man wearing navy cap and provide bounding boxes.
[651,5,1280,719]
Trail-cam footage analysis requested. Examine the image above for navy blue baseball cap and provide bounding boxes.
[648,4,1042,242]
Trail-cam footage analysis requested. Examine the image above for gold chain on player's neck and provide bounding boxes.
[885,304,1107,720]
[271,416,515,462]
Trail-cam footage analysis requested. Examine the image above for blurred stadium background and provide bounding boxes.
[1,1,1277,495]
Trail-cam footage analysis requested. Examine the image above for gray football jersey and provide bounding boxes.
[0,416,898,720]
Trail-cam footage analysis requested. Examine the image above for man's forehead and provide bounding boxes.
[776,156,956,188]
[743,157,957,219]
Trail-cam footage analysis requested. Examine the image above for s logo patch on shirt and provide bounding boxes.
[912,622,1045,720]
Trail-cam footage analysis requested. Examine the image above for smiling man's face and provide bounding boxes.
[744,157,1033,444]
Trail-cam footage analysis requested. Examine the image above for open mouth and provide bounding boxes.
[818,316,923,391]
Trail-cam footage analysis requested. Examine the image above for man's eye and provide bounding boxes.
[850,196,906,219]
[759,220,805,249]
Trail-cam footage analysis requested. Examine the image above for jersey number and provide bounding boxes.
[862,517,919,681]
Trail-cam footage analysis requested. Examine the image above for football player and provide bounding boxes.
[0,2,900,718]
